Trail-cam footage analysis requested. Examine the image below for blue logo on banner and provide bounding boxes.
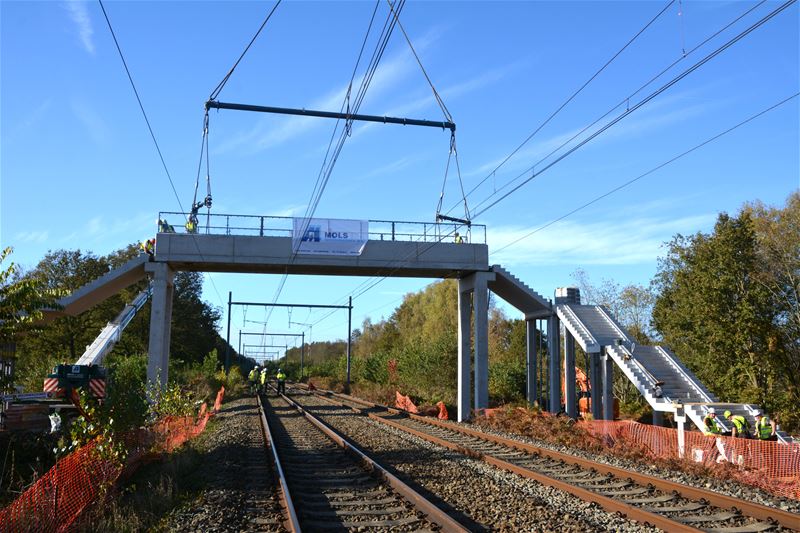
[301,225,321,242]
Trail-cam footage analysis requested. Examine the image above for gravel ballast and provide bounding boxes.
[289,392,659,532]
[160,396,286,532]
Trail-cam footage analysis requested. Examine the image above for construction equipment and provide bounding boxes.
[42,285,151,401]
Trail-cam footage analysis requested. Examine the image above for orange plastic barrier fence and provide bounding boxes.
[0,387,225,532]
[580,419,800,501]
[395,391,419,414]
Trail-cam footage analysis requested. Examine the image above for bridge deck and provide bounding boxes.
[153,233,489,278]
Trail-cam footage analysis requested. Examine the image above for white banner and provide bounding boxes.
[292,218,369,256]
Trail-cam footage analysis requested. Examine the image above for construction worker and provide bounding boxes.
[158,218,175,233]
[454,232,464,244]
[276,368,286,395]
[702,408,722,436]
[753,410,777,441]
[140,238,155,258]
[185,215,198,234]
[723,410,751,438]
[259,367,268,393]
[702,408,730,463]
[248,366,258,392]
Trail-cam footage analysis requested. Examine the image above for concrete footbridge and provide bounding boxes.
[44,211,790,439]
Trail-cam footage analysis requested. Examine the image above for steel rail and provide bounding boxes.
[270,387,468,532]
[307,387,799,532]
[256,393,301,532]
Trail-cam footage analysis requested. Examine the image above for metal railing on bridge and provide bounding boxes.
[156,212,486,244]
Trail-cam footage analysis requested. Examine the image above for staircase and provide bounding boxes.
[557,304,794,444]
[488,265,551,319]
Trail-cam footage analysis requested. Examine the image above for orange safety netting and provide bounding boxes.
[0,386,225,532]
[580,419,800,501]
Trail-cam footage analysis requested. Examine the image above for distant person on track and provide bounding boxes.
[753,410,777,441]
[260,367,268,393]
[723,410,751,438]
[248,366,259,393]
[276,368,286,395]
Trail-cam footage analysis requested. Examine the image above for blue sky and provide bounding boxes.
[2,1,798,357]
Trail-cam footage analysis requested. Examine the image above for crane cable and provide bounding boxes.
[209,0,283,102]
[383,0,471,223]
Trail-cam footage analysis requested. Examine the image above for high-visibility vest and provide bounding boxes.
[702,415,720,435]
[186,219,197,233]
[276,372,286,382]
[755,417,773,439]
[248,369,257,382]
[260,371,267,385]
[729,415,750,436]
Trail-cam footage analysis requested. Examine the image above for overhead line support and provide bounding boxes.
[205,100,456,132]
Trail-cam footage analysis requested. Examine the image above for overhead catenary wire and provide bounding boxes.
[443,0,768,218]
[97,0,226,307]
[490,92,800,257]
[469,0,796,219]
[258,0,396,345]
[457,0,676,208]
[309,0,795,329]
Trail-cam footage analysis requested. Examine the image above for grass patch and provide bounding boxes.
[75,417,219,531]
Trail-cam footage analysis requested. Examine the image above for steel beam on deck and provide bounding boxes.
[206,100,456,132]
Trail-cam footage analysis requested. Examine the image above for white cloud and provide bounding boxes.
[64,1,95,55]
[14,230,49,244]
[72,100,108,144]
[488,211,715,267]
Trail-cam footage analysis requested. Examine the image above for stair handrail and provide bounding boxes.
[654,346,715,403]
[557,304,599,351]
[595,305,632,345]
[612,345,661,392]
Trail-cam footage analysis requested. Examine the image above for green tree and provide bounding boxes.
[652,211,778,413]
[0,247,60,392]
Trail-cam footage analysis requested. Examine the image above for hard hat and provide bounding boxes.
[707,407,716,414]
[754,410,763,416]
[723,410,732,418]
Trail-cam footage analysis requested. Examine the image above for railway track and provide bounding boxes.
[257,391,467,532]
[293,386,799,533]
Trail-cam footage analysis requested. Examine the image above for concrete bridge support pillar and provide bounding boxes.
[590,352,603,420]
[526,319,538,406]
[602,351,614,420]
[457,278,472,422]
[564,329,577,419]
[146,262,174,393]
[457,272,494,422]
[548,314,561,414]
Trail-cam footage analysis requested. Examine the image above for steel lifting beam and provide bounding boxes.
[206,100,456,132]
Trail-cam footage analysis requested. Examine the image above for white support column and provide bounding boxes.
[473,274,489,411]
[457,277,472,422]
[564,329,577,419]
[676,406,686,459]
[526,319,537,406]
[548,315,561,414]
[146,263,174,392]
[602,350,614,420]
